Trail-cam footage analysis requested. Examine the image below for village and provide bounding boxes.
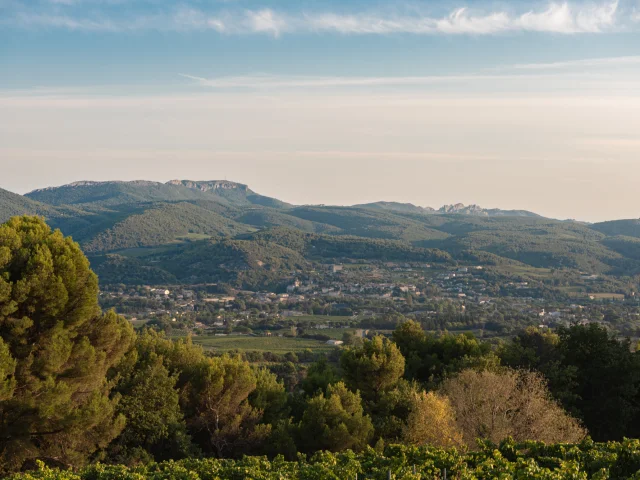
[98,259,640,349]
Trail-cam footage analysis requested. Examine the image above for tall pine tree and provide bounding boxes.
[0,216,134,472]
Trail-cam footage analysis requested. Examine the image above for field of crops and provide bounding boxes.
[10,439,640,479]
[188,334,335,354]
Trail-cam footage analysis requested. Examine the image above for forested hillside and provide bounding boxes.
[0,187,59,219]
[0,180,637,287]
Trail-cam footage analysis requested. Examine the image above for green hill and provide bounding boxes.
[592,219,640,238]
[154,237,308,288]
[26,179,289,210]
[0,187,59,222]
[1,179,639,283]
[25,180,205,207]
[166,180,291,208]
[235,208,341,234]
[286,206,451,243]
[247,227,453,263]
[355,201,436,215]
[81,202,255,253]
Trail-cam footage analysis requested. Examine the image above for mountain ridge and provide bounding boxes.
[3,180,640,287]
[24,180,543,218]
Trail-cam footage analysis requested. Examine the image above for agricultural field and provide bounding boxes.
[294,315,354,323]
[184,333,336,354]
[11,439,640,479]
[565,291,626,300]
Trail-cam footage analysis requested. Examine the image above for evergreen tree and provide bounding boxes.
[109,351,195,464]
[340,336,405,401]
[0,216,135,473]
[298,382,373,453]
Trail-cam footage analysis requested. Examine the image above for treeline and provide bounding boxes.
[2,217,640,475]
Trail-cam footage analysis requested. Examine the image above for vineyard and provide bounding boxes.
[8,439,640,480]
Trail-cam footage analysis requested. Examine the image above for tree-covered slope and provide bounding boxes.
[2,180,639,281]
[155,238,309,288]
[592,219,640,238]
[286,206,451,243]
[355,201,436,215]
[414,217,631,272]
[26,179,290,210]
[234,208,341,234]
[81,202,255,253]
[247,227,453,263]
[166,180,291,208]
[0,187,58,222]
[26,180,206,207]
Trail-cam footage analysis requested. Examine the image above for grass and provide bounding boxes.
[565,291,625,300]
[494,265,554,278]
[295,315,352,323]
[589,293,626,300]
[182,334,336,354]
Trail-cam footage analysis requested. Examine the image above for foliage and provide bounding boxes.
[440,368,586,447]
[14,440,640,479]
[297,382,374,453]
[392,321,496,386]
[82,203,253,253]
[340,336,405,401]
[500,324,640,441]
[108,349,195,464]
[0,216,135,473]
[402,390,463,448]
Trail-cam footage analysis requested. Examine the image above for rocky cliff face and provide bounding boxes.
[438,203,488,215]
[167,180,250,193]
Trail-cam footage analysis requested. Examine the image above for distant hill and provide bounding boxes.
[150,237,309,289]
[0,187,57,222]
[355,202,436,215]
[1,179,638,285]
[437,203,540,217]
[0,187,85,226]
[284,206,450,243]
[355,201,540,218]
[27,179,289,210]
[81,202,255,253]
[26,180,204,207]
[234,208,341,234]
[592,219,640,239]
[92,227,453,287]
[168,180,291,209]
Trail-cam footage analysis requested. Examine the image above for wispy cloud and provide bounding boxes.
[177,73,524,89]
[510,55,640,69]
[178,68,640,91]
[2,1,627,35]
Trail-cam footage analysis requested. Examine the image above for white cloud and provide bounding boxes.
[244,9,286,36]
[12,12,119,31]
[516,1,618,32]
[3,1,626,35]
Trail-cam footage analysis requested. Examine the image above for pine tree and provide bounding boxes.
[0,216,135,472]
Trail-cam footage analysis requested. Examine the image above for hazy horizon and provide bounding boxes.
[2,0,640,223]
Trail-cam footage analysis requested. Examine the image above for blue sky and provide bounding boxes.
[2,0,639,88]
[1,0,640,220]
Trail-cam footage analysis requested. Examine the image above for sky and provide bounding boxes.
[1,0,640,222]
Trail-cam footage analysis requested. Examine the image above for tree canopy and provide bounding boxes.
[0,216,134,472]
